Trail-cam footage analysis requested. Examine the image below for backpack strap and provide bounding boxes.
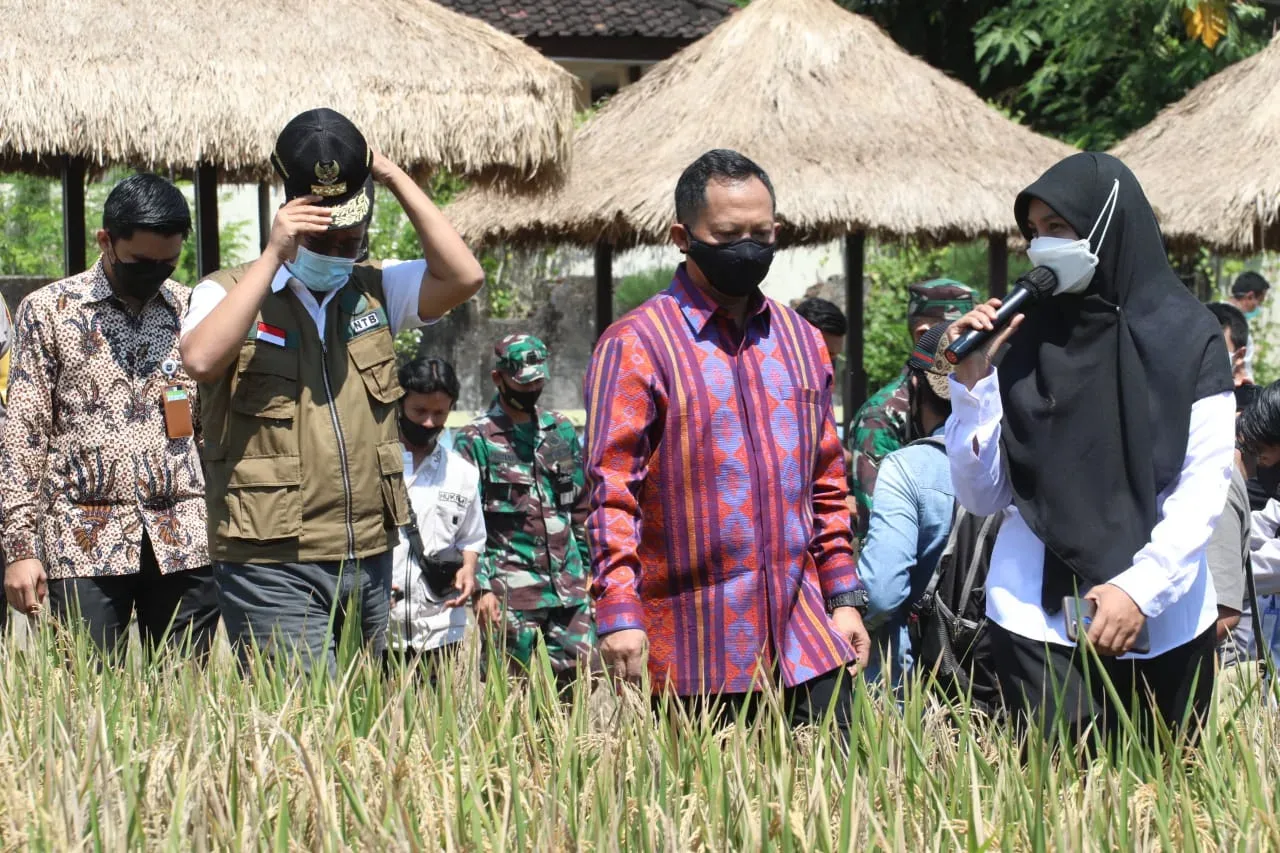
[909,499,965,621]
[908,435,947,452]
[956,512,1000,610]
[906,433,953,618]
[1246,552,1273,680]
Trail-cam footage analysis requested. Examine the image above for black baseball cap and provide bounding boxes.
[270,108,374,231]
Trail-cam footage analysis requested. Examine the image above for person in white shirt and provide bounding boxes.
[389,357,485,670]
[944,153,1235,745]
[1238,381,1280,664]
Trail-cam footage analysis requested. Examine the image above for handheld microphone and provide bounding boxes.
[944,266,1058,365]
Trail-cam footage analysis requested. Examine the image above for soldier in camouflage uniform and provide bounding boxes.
[454,335,596,683]
[847,279,974,541]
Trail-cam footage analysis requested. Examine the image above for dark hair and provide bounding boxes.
[102,173,192,240]
[909,368,952,419]
[1235,382,1260,414]
[1238,380,1280,451]
[398,357,460,402]
[1232,270,1270,298]
[794,297,847,337]
[1208,302,1249,351]
[674,149,776,226]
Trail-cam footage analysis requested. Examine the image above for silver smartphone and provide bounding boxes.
[1062,596,1150,655]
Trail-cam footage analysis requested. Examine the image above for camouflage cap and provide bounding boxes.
[906,322,956,400]
[907,279,975,324]
[494,334,550,383]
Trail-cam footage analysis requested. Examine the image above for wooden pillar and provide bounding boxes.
[194,162,220,277]
[987,233,1009,299]
[843,232,867,416]
[594,240,613,342]
[257,181,271,251]
[61,156,87,276]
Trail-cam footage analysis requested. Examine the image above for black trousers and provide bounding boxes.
[48,534,219,660]
[653,665,855,731]
[989,622,1217,747]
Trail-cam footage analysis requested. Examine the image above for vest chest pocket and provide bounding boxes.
[231,344,299,420]
[378,441,410,529]
[348,330,404,405]
[224,456,302,541]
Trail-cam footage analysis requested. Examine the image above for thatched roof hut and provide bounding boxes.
[0,0,576,188]
[1111,33,1280,253]
[448,0,1074,248]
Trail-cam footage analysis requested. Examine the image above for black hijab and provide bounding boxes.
[1001,153,1232,611]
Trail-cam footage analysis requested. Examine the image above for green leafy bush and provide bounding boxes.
[615,266,676,316]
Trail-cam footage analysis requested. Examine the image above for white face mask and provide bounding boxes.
[1026,179,1120,296]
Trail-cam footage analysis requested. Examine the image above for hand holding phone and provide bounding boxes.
[1063,587,1150,656]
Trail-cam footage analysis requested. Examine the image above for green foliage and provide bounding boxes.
[974,0,1269,149]
[0,177,62,276]
[0,172,252,284]
[367,172,467,262]
[394,329,423,365]
[615,266,675,316]
[862,239,1028,391]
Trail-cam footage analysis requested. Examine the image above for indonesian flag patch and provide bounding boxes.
[255,322,288,347]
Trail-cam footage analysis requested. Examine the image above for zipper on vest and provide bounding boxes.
[320,353,357,558]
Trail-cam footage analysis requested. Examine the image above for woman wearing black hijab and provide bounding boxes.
[944,152,1235,743]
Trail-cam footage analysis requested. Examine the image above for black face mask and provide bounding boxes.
[1257,460,1280,500]
[399,415,443,450]
[499,381,542,413]
[685,236,776,298]
[109,250,174,303]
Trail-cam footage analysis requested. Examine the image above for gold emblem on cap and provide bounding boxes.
[315,161,341,184]
[310,161,346,196]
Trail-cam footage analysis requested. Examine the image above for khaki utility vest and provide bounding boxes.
[199,264,409,563]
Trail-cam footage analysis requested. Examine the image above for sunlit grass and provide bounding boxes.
[0,617,1276,850]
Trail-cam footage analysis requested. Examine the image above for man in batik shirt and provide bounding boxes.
[0,174,216,658]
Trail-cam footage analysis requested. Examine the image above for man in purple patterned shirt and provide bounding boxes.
[585,150,870,728]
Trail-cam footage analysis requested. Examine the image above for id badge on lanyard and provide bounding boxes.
[161,358,193,439]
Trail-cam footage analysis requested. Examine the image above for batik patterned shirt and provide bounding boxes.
[585,266,862,695]
[0,260,208,579]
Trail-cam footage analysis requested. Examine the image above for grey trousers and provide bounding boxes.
[216,552,392,676]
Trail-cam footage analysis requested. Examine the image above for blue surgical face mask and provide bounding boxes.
[285,245,355,293]
[1246,307,1262,321]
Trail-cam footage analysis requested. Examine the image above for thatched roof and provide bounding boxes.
[0,0,576,188]
[447,0,1074,248]
[1111,33,1280,253]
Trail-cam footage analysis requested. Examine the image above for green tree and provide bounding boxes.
[973,0,1269,149]
[861,238,1028,392]
[0,172,251,284]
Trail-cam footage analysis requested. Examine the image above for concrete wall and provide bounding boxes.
[417,275,599,416]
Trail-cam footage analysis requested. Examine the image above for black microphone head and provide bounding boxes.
[1016,265,1058,300]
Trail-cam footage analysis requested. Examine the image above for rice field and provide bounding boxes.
[0,618,1276,851]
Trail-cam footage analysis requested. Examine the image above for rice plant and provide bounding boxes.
[0,616,1276,851]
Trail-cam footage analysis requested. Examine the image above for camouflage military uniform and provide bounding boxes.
[848,372,912,540]
[453,335,596,676]
[847,279,974,540]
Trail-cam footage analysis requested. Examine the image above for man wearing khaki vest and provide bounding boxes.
[180,108,484,673]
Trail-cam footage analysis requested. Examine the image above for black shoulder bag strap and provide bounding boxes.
[1246,552,1272,681]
